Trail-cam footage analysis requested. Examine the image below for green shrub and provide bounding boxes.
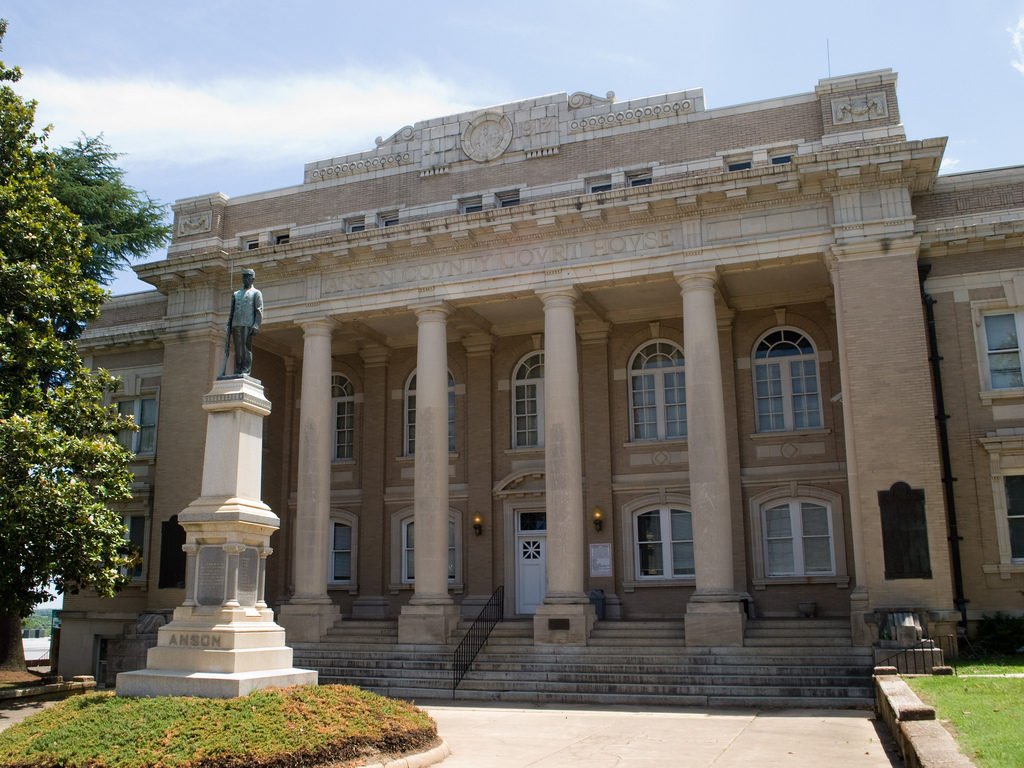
[975,612,1024,655]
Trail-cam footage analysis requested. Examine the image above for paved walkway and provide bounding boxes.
[421,702,900,768]
[3,696,900,767]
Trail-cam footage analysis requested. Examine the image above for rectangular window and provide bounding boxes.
[345,217,365,233]
[627,170,652,187]
[244,239,259,250]
[497,190,520,207]
[117,397,157,454]
[984,313,1024,389]
[402,520,456,583]
[1006,475,1024,561]
[380,211,399,227]
[334,399,354,460]
[274,233,290,245]
[588,177,612,193]
[771,154,793,165]
[728,160,752,172]
[332,523,352,582]
[635,508,693,578]
[514,382,540,447]
[122,515,146,581]
[459,196,483,214]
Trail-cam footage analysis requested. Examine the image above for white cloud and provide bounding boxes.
[16,67,486,168]
[1011,15,1024,75]
[940,157,961,172]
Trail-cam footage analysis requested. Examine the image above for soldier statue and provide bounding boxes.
[222,269,263,377]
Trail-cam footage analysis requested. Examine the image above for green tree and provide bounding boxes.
[0,21,136,672]
[48,134,170,284]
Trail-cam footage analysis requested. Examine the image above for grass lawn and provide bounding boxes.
[955,654,1024,676]
[0,685,437,768]
[908,675,1024,768]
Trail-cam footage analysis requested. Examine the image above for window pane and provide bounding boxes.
[801,504,829,536]
[672,542,694,575]
[985,314,1019,351]
[637,511,661,542]
[333,552,351,581]
[664,371,687,438]
[518,512,547,532]
[1010,518,1024,561]
[638,543,663,576]
[803,537,833,573]
[989,352,1023,389]
[1007,476,1024,560]
[764,506,792,537]
[138,425,156,453]
[333,523,351,550]
[139,398,157,426]
[670,510,692,541]
[766,540,794,575]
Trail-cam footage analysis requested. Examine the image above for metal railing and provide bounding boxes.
[452,585,504,695]
[877,634,957,675]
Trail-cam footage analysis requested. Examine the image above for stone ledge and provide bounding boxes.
[874,673,975,768]
[0,676,96,702]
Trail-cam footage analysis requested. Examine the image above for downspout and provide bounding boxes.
[918,264,969,632]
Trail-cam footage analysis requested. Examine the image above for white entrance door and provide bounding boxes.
[515,510,547,615]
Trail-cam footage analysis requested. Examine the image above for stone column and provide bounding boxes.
[462,333,496,615]
[677,272,745,646]
[352,344,390,618]
[534,287,595,644]
[278,320,340,641]
[398,303,458,643]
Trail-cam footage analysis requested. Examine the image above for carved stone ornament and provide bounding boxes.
[568,91,615,110]
[461,113,514,162]
[177,211,212,237]
[831,92,888,125]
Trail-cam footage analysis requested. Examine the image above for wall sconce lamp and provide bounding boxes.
[473,513,483,536]
[592,507,604,533]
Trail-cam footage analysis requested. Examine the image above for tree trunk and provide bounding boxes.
[0,612,28,672]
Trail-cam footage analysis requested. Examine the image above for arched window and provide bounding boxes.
[512,352,544,448]
[753,328,822,432]
[761,499,835,577]
[404,370,456,456]
[634,507,694,579]
[629,341,686,441]
[327,509,359,590]
[331,374,355,461]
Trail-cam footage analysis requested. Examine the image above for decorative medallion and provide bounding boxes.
[521,540,542,560]
[461,113,513,162]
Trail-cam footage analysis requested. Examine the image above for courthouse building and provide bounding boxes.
[59,69,1024,682]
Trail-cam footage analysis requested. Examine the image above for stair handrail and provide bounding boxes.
[877,634,957,675]
[451,585,504,695]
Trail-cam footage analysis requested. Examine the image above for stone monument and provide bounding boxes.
[118,275,315,698]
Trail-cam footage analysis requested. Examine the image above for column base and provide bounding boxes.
[398,602,459,645]
[533,602,596,646]
[277,601,341,642]
[850,588,874,647]
[685,597,746,647]
[117,667,316,699]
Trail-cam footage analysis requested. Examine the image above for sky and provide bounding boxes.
[4,0,1024,298]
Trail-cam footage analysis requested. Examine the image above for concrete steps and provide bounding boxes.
[291,617,874,708]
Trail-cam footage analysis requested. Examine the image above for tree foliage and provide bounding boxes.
[0,20,136,670]
[48,134,170,284]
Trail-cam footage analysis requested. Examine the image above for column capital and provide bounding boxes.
[674,270,719,293]
[536,285,580,308]
[295,318,337,337]
[410,300,453,319]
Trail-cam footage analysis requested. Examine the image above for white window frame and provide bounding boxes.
[618,494,694,591]
[116,396,158,455]
[496,189,520,208]
[980,433,1024,577]
[633,507,695,580]
[512,351,545,449]
[587,176,612,194]
[331,374,355,461]
[747,487,849,589]
[403,370,456,457]
[752,327,824,433]
[121,514,147,583]
[327,510,358,591]
[459,196,483,214]
[970,298,1024,404]
[626,169,653,187]
[628,340,686,442]
[389,509,462,591]
[982,310,1024,391]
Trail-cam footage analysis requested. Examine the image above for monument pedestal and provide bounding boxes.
[532,601,596,645]
[117,376,316,698]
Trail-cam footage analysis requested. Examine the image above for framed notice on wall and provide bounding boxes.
[589,543,612,578]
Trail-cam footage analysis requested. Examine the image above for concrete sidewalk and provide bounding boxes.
[421,701,900,767]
